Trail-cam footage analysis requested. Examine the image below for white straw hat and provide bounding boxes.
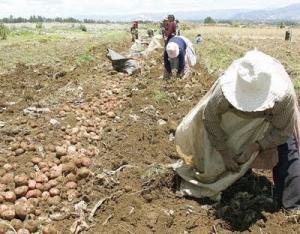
[166,42,179,59]
[220,50,290,112]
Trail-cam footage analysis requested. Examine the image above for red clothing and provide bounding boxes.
[165,21,176,38]
[132,22,138,29]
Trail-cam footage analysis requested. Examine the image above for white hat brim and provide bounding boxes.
[220,51,290,112]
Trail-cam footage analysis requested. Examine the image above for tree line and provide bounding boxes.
[0,15,112,24]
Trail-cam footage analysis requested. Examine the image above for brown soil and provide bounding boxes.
[1,39,300,234]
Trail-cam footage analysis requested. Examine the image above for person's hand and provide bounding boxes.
[163,71,171,80]
[218,148,240,172]
[235,143,260,164]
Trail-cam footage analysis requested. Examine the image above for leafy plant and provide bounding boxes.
[79,24,87,32]
[153,90,168,103]
[36,22,43,29]
[0,23,9,40]
[76,53,94,64]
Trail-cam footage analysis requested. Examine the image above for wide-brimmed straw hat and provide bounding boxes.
[220,50,290,112]
[166,42,179,59]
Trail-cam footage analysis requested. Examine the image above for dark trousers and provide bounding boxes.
[273,136,300,209]
[164,35,175,46]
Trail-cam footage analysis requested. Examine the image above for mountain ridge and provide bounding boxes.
[75,3,300,22]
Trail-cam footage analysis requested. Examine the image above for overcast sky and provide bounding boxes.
[0,0,300,17]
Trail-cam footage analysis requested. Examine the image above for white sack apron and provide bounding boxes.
[175,80,271,198]
[178,36,197,67]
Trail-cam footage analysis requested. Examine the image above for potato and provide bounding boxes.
[71,127,79,134]
[65,181,77,190]
[20,142,28,150]
[48,196,61,206]
[67,189,79,201]
[11,219,23,231]
[48,179,58,188]
[0,223,9,233]
[38,162,48,169]
[41,167,50,173]
[43,182,51,192]
[66,173,76,182]
[42,225,58,234]
[46,144,56,153]
[37,133,46,140]
[31,157,42,164]
[0,172,14,184]
[49,188,60,197]
[0,194,4,203]
[1,207,15,220]
[0,169,6,177]
[53,158,60,165]
[28,180,36,190]
[15,148,25,156]
[34,208,42,216]
[11,163,18,170]
[3,163,13,171]
[70,138,78,145]
[15,202,30,220]
[26,190,42,199]
[4,191,16,203]
[0,184,6,192]
[14,174,29,187]
[42,191,50,201]
[67,145,77,154]
[74,157,82,167]
[77,167,91,179]
[11,143,20,151]
[107,111,115,118]
[35,183,44,191]
[81,157,91,167]
[15,197,27,205]
[15,186,29,198]
[17,229,30,234]
[24,220,39,233]
[61,162,76,173]
[0,204,9,214]
[27,144,36,152]
[34,173,48,183]
[55,146,67,158]
[86,149,96,157]
[28,198,39,209]
[60,156,72,163]
[49,165,62,179]
[56,176,63,183]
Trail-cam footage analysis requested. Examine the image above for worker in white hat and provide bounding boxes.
[175,50,300,209]
[164,36,190,79]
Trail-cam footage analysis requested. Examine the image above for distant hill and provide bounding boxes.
[76,9,249,22]
[232,3,300,21]
[76,3,300,22]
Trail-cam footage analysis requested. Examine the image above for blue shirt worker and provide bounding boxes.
[164,36,188,79]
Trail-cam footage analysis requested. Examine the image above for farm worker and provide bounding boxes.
[175,50,300,209]
[161,17,168,37]
[163,36,196,80]
[176,20,181,36]
[195,34,203,44]
[147,28,154,38]
[285,29,292,41]
[164,15,177,44]
[130,21,139,42]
